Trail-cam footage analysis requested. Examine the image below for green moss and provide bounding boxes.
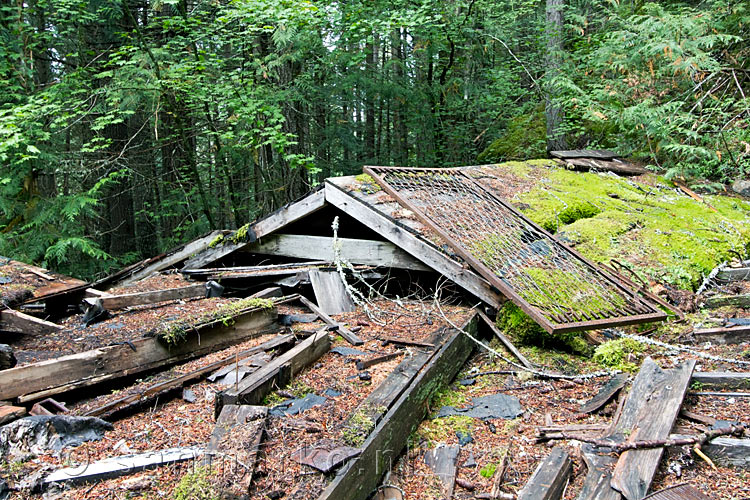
[540,202,602,233]
[417,416,474,444]
[480,462,498,478]
[496,303,593,357]
[173,467,217,500]
[230,223,252,244]
[208,233,224,248]
[477,111,547,162]
[593,338,645,372]
[513,165,750,289]
[154,297,274,345]
[354,173,382,193]
[342,407,377,446]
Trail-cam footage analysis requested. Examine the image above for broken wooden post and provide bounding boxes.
[0,305,278,403]
[0,310,62,335]
[217,330,330,414]
[517,447,572,500]
[317,313,478,500]
[44,446,202,485]
[298,295,363,346]
[204,405,267,495]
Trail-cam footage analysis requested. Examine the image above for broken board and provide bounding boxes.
[309,270,356,315]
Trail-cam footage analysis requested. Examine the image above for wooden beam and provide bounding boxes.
[324,182,503,308]
[298,295,363,346]
[477,311,535,370]
[119,230,226,286]
[691,371,750,390]
[703,294,750,309]
[668,435,750,469]
[611,358,696,500]
[184,189,326,269]
[693,325,750,344]
[309,270,356,315]
[0,405,26,425]
[218,330,330,413]
[82,334,294,420]
[83,284,206,310]
[246,233,430,271]
[44,446,202,485]
[317,313,478,500]
[716,267,750,282]
[0,309,62,335]
[518,447,573,500]
[0,307,277,402]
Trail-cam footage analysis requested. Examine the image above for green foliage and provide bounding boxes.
[478,110,547,163]
[342,407,377,447]
[593,338,646,372]
[480,462,497,478]
[173,467,217,500]
[496,303,592,357]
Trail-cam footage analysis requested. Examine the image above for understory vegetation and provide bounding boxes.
[0,0,746,279]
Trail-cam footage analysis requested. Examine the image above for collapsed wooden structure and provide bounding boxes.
[1,161,749,499]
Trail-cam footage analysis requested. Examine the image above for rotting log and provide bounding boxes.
[82,284,206,310]
[0,306,278,403]
[299,295,363,346]
[217,330,331,414]
[0,310,62,335]
[693,325,750,344]
[691,371,750,390]
[317,313,478,500]
[477,311,535,370]
[517,447,572,500]
[246,233,431,271]
[82,334,294,420]
[184,189,326,269]
[324,181,504,309]
[44,446,202,485]
[703,294,750,309]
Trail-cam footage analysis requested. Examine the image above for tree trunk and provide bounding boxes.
[545,0,567,152]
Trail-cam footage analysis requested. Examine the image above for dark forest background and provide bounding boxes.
[0,0,748,279]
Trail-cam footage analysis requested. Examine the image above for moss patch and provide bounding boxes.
[593,338,646,372]
[477,111,547,162]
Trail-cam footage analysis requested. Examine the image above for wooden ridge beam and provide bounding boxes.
[83,284,207,310]
[317,313,478,500]
[217,330,331,414]
[184,189,326,269]
[0,307,278,402]
[0,309,62,335]
[246,233,430,271]
[324,182,503,309]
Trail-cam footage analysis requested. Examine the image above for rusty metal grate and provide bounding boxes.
[364,166,666,333]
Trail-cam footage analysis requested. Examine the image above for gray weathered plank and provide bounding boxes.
[424,444,460,499]
[247,234,430,271]
[518,447,573,500]
[693,325,750,344]
[610,358,696,500]
[691,371,750,390]
[184,189,326,269]
[716,267,750,282]
[704,294,750,309]
[550,149,619,160]
[0,307,277,402]
[44,446,202,485]
[668,434,750,469]
[0,310,62,335]
[309,270,356,315]
[317,313,478,500]
[579,374,628,414]
[83,284,206,310]
[324,182,504,309]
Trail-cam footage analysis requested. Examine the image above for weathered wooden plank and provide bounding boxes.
[324,182,504,308]
[218,330,330,412]
[691,371,750,390]
[317,313,478,500]
[704,294,750,309]
[299,295,363,346]
[550,149,619,160]
[478,311,535,370]
[668,434,750,469]
[82,335,293,419]
[0,309,62,335]
[119,230,225,286]
[579,374,628,414]
[0,405,26,425]
[517,447,573,500]
[83,284,206,310]
[309,270,356,315]
[44,446,202,485]
[246,233,431,271]
[642,483,713,500]
[184,189,326,269]
[0,307,277,402]
[716,267,750,282]
[424,444,460,499]
[355,352,400,371]
[610,358,696,500]
[693,325,750,344]
[205,405,267,495]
